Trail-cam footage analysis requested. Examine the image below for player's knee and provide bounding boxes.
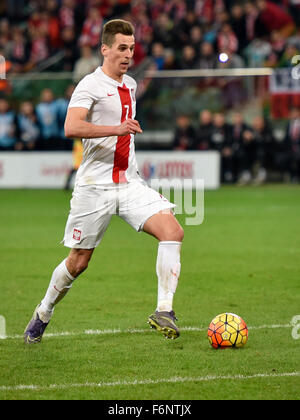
[173,225,184,242]
[163,224,184,242]
[73,259,89,277]
[179,226,184,242]
[67,250,92,278]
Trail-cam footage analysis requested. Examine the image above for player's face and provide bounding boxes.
[102,34,135,78]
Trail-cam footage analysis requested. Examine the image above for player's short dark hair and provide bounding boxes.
[101,19,135,47]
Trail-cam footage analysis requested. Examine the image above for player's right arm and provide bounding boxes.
[64,107,142,139]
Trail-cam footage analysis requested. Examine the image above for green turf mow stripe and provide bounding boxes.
[1,323,292,340]
[1,371,300,393]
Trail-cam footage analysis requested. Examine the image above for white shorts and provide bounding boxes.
[62,181,176,249]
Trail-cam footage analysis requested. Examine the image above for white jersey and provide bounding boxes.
[68,66,140,187]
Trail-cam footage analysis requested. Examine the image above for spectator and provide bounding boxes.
[16,101,40,151]
[55,84,75,144]
[205,6,230,44]
[289,0,300,26]
[197,41,217,69]
[217,22,239,55]
[60,26,79,72]
[172,114,196,150]
[162,48,176,69]
[195,0,218,25]
[152,12,175,48]
[59,0,76,29]
[244,38,272,67]
[217,50,245,108]
[43,6,61,51]
[149,0,166,22]
[133,11,153,55]
[244,1,260,43]
[27,22,50,70]
[229,3,248,53]
[211,112,234,182]
[150,42,166,70]
[236,128,257,185]
[256,0,296,38]
[231,112,251,181]
[284,107,300,182]
[0,18,11,57]
[8,26,30,73]
[270,29,286,57]
[0,98,17,150]
[178,44,197,69]
[72,45,99,83]
[164,0,187,24]
[194,109,213,150]
[35,88,60,150]
[251,116,275,184]
[231,112,249,145]
[173,10,198,47]
[130,40,146,68]
[78,7,103,49]
[189,25,203,55]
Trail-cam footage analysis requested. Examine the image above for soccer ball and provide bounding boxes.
[207,313,248,349]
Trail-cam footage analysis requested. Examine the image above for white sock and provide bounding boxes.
[39,259,75,322]
[156,241,181,312]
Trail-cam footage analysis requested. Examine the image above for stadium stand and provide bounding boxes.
[1,0,300,183]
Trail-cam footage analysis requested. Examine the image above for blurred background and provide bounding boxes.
[0,0,300,187]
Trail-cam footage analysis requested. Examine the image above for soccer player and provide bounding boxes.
[24,19,184,343]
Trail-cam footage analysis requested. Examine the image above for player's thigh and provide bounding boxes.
[62,186,113,249]
[143,210,184,242]
[118,182,179,238]
[63,210,112,249]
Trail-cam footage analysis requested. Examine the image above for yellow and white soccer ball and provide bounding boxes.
[207,313,248,349]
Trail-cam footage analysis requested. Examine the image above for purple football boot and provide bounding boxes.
[148,310,180,339]
[24,305,50,344]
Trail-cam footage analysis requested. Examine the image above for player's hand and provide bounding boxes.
[117,119,143,136]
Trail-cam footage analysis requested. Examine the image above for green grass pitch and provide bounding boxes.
[0,185,299,400]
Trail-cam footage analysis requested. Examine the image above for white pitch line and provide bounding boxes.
[3,323,292,340]
[0,371,299,393]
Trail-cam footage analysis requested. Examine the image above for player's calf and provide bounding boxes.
[24,257,77,344]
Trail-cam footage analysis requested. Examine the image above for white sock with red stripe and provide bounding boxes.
[38,259,75,322]
[156,241,182,313]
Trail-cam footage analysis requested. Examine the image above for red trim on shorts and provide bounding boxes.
[113,84,132,183]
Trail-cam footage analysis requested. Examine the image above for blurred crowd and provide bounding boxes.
[1,84,299,183]
[1,0,300,184]
[172,108,300,184]
[0,86,75,151]
[1,0,300,79]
